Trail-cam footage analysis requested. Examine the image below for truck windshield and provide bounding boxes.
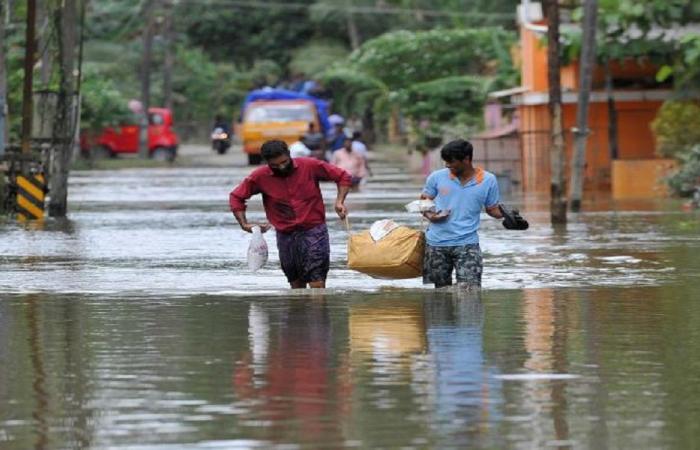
[245,103,314,123]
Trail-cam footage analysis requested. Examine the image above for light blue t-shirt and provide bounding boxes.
[422,168,500,247]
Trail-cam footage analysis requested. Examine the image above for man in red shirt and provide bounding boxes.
[230,140,353,289]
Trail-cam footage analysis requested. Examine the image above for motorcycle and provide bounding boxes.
[211,127,231,155]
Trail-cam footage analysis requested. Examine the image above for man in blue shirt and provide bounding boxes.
[420,139,504,288]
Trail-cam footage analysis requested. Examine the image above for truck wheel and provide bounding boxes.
[92,145,113,160]
[151,147,174,162]
[248,154,262,165]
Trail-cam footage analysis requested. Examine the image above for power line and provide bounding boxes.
[175,0,515,21]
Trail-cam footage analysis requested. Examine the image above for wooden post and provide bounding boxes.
[48,0,77,218]
[162,0,174,110]
[38,0,52,86]
[605,60,619,161]
[545,0,567,225]
[139,0,154,159]
[570,0,598,212]
[21,0,37,155]
[0,0,8,156]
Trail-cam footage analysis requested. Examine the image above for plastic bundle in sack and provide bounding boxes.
[247,226,269,271]
[347,219,425,279]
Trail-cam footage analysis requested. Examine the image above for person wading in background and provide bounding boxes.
[331,135,369,188]
[229,140,352,289]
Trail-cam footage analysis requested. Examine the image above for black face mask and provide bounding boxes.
[271,161,293,177]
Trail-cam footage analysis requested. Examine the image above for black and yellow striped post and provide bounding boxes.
[16,173,46,221]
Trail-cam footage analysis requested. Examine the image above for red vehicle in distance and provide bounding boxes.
[81,107,179,161]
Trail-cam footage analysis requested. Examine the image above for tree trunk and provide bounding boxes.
[162,0,174,110]
[545,0,567,225]
[570,0,598,212]
[0,0,8,155]
[139,0,154,159]
[605,60,619,161]
[48,0,77,218]
[346,0,360,50]
[21,0,37,155]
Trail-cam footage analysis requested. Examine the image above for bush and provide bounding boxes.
[668,145,700,197]
[651,100,700,158]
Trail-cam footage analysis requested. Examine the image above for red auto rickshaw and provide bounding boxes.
[81,107,179,161]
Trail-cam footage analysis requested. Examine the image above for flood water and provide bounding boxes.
[2,153,700,448]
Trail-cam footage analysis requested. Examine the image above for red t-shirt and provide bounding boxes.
[229,157,352,233]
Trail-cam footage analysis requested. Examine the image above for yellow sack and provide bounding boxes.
[347,224,425,279]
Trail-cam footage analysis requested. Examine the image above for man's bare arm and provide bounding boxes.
[335,184,351,219]
[233,210,271,233]
[485,204,503,219]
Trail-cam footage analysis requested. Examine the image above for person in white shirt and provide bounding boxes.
[289,137,312,158]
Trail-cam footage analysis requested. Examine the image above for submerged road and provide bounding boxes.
[0,144,696,295]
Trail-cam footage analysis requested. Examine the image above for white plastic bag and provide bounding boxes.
[247,226,268,271]
[404,199,436,213]
[369,219,400,242]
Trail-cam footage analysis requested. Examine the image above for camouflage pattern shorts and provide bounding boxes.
[422,244,483,288]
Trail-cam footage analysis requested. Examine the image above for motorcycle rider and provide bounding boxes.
[212,114,232,154]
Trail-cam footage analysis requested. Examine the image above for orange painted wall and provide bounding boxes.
[519,104,550,192]
[520,28,549,91]
[612,159,676,199]
[518,26,668,195]
[520,100,663,194]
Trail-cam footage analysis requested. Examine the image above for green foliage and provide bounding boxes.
[321,27,517,137]
[248,60,283,88]
[289,40,349,76]
[677,34,700,90]
[321,67,388,115]
[3,0,521,142]
[179,2,315,66]
[179,0,517,68]
[309,0,398,45]
[397,75,490,124]
[657,33,700,91]
[348,28,516,89]
[80,66,131,132]
[171,46,251,124]
[667,145,700,197]
[565,0,700,65]
[651,101,700,159]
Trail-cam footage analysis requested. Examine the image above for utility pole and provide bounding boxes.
[139,0,154,159]
[545,0,567,225]
[162,0,174,110]
[0,0,8,156]
[570,0,598,212]
[21,0,37,155]
[48,0,77,217]
[38,0,53,87]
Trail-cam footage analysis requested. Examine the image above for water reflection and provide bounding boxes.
[231,297,343,446]
[2,284,700,448]
[421,292,496,447]
[26,295,49,450]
